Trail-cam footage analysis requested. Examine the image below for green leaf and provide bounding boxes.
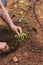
[14,0,24,6]
[14,33,27,42]
[20,33,27,41]
[17,11,24,15]
[18,18,28,22]
[14,0,29,7]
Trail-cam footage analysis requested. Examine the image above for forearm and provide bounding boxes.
[0,1,15,28]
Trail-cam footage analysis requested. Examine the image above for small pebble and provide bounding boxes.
[23,52,29,59]
[13,56,19,63]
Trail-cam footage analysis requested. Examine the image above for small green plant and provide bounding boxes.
[14,0,24,7]
[14,32,27,46]
[18,18,28,22]
[15,32,27,41]
[19,0,29,6]
[17,11,24,15]
[18,17,37,32]
[14,0,28,7]
[20,33,27,41]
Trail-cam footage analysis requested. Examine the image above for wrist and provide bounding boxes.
[10,23,16,29]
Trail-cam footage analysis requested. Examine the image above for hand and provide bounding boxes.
[11,25,22,37]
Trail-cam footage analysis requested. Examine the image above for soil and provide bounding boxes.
[0,0,43,65]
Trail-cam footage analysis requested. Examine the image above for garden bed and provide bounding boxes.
[0,0,43,65]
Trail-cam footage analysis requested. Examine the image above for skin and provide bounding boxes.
[0,0,22,53]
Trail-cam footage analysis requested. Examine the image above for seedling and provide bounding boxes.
[19,0,29,6]
[18,18,28,22]
[14,32,27,46]
[20,33,27,41]
[15,32,27,42]
[14,0,24,7]
[18,17,37,32]
[17,11,24,15]
[14,0,28,7]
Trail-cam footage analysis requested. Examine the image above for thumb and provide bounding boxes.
[15,30,20,37]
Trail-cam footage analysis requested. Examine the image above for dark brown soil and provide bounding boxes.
[0,0,43,65]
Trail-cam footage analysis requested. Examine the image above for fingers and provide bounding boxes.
[16,27,22,37]
[15,29,20,37]
[17,27,22,34]
[0,42,9,53]
[11,25,22,37]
